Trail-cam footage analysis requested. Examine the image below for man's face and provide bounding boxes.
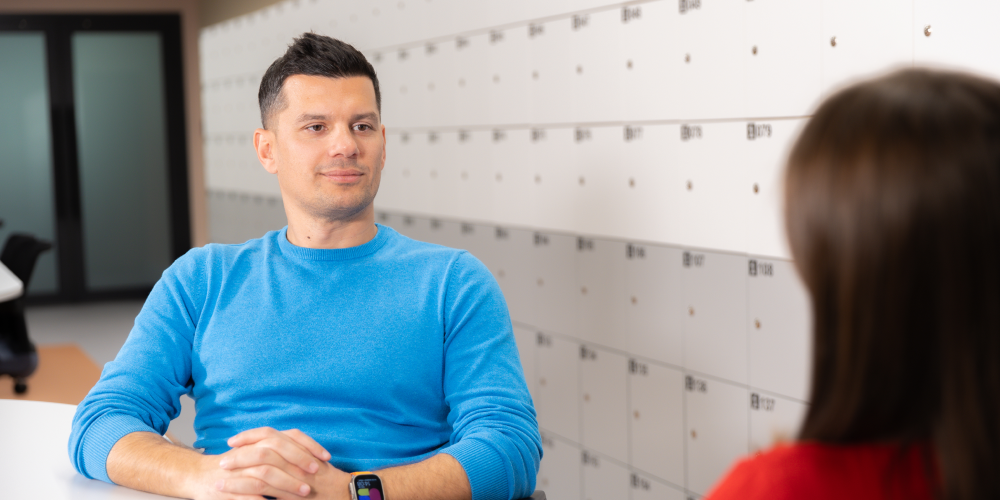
[257,74,385,222]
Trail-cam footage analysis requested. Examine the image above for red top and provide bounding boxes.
[705,442,936,500]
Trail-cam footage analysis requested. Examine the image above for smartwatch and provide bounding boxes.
[349,471,386,500]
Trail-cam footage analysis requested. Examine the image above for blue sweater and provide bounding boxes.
[69,225,541,500]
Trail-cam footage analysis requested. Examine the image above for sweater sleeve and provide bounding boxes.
[68,248,205,483]
[437,252,542,500]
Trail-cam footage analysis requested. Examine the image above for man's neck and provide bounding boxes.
[284,205,378,250]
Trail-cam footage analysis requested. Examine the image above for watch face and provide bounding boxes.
[353,474,384,500]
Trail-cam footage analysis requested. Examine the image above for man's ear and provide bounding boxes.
[380,124,386,171]
[254,128,278,174]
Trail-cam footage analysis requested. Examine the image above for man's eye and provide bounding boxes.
[355,124,372,132]
[307,124,324,132]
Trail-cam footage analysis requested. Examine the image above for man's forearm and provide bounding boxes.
[377,453,471,500]
[106,431,209,498]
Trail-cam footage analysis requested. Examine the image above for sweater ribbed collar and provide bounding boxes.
[277,223,392,261]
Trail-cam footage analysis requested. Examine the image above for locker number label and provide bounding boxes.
[536,332,553,347]
[531,128,546,142]
[747,122,773,140]
[681,124,703,141]
[489,30,504,44]
[533,233,550,246]
[630,474,651,491]
[624,125,643,142]
[622,6,642,23]
[679,0,702,14]
[575,128,592,143]
[580,345,598,360]
[629,359,649,375]
[748,259,774,277]
[685,375,708,393]
[572,14,590,30]
[459,130,471,142]
[540,433,555,448]
[577,237,594,251]
[683,251,705,268]
[750,393,776,412]
[528,23,544,38]
[495,227,509,240]
[626,243,646,259]
[460,223,474,235]
[581,450,600,467]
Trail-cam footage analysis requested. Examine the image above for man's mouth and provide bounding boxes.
[321,170,364,183]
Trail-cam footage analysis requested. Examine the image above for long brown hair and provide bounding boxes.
[786,69,1000,499]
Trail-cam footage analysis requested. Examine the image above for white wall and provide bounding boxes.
[199,0,1000,497]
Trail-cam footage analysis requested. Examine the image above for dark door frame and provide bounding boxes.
[0,14,190,303]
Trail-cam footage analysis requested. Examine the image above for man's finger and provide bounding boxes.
[227,426,281,448]
[281,429,332,461]
[216,466,311,498]
[221,439,320,476]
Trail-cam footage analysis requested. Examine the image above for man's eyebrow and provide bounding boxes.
[295,113,327,123]
[352,112,379,123]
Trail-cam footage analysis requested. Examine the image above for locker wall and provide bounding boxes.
[199,0,995,497]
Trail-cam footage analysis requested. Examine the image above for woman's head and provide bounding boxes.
[787,68,1000,499]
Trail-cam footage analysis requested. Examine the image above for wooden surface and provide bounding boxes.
[0,343,102,404]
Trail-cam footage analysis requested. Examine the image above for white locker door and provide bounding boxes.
[453,33,490,126]
[630,472,686,500]
[454,222,498,271]
[749,391,809,454]
[487,26,532,125]
[491,227,537,327]
[530,18,574,124]
[423,41,457,128]
[575,237,627,348]
[672,0,747,119]
[538,433,582,500]
[747,257,812,402]
[426,218,462,249]
[821,0,913,96]
[675,121,750,254]
[490,128,536,227]
[580,345,628,463]
[392,46,428,129]
[581,449,629,500]
[629,359,685,488]
[532,127,578,231]
[620,124,684,244]
[572,126,623,237]
[684,374,749,496]
[569,9,623,123]
[624,242,684,367]
[536,333,581,442]
[914,0,1000,81]
[745,118,808,260]
[531,232,579,338]
[621,1,677,121]
[452,129,493,221]
[378,131,414,212]
[682,250,749,384]
[424,131,461,217]
[513,326,538,403]
[743,0,823,117]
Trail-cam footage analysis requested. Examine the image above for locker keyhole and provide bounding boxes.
[753,183,759,194]
[583,393,590,402]
[581,286,588,295]
[539,377,546,386]
[400,85,407,94]
[461,171,468,180]
[537,278,544,286]
[687,180,693,191]
[579,176,586,186]
[633,410,640,419]
[497,269,505,278]
[830,36,837,47]
[631,296,638,305]
[430,170,437,179]
[691,429,697,439]
[533,71,539,80]
[493,74,500,83]
[685,53,691,63]
[752,45,758,55]
[629,177,636,188]
[535,174,542,184]
[576,65,583,74]
[428,82,435,91]
[627,59,633,69]
[689,307,695,316]
[755,319,761,329]
[924,25,932,37]
[403,169,410,177]
[495,173,503,182]
[459,78,466,87]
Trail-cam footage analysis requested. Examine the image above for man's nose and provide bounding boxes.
[327,124,360,158]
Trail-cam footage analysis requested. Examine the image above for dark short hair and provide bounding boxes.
[258,33,380,129]
[787,68,1000,499]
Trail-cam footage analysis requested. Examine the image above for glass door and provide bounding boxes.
[0,15,190,301]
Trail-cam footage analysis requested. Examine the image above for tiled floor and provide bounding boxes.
[23,300,197,446]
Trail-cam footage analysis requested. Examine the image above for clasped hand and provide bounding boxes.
[200,427,350,500]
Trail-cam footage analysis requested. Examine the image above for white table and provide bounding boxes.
[0,262,22,302]
[0,400,171,499]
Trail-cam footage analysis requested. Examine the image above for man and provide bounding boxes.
[69,33,541,500]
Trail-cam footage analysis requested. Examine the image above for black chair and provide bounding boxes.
[0,233,53,394]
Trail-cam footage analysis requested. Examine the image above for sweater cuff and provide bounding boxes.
[79,413,158,484]
[441,439,510,500]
